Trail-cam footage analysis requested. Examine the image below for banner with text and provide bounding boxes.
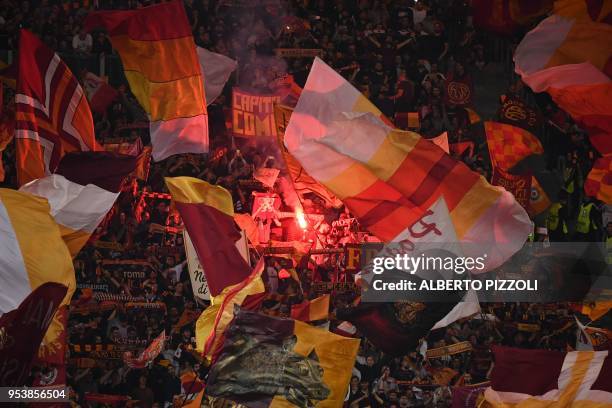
[491,167,531,210]
[232,88,283,138]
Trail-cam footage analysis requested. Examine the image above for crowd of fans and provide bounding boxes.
[1,0,611,407]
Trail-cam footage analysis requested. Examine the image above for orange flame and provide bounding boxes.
[295,207,308,229]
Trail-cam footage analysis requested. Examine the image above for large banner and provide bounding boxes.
[491,167,531,210]
[232,88,283,138]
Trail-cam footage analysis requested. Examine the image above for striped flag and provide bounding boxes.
[483,346,612,407]
[0,188,75,314]
[514,0,612,156]
[15,30,100,186]
[430,132,450,154]
[291,294,330,322]
[274,104,341,208]
[585,156,612,204]
[195,258,265,361]
[165,177,251,296]
[484,121,544,170]
[20,152,138,257]
[284,58,531,270]
[84,1,208,161]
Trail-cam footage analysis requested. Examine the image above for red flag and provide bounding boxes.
[0,282,67,386]
[484,346,612,405]
[165,177,251,296]
[36,305,68,365]
[15,30,100,186]
[83,72,118,113]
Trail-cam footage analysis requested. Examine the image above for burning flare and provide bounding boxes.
[296,207,308,229]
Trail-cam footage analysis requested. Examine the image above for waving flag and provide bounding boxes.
[20,152,138,256]
[197,47,237,106]
[514,0,612,156]
[82,72,118,114]
[585,156,612,204]
[165,177,251,296]
[196,258,265,361]
[206,309,359,408]
[529,176,552,216]
[291,294,330,322]
[0,188,74,314]
[123,330,166,369]
[485,121,544,170]
[0,283,67,386]
[483,346,612,407]
[274,104,341,208]
[284,58,531,270]
[15,30,99,186]
[84,1,208,161]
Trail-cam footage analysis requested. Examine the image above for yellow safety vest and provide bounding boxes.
[547,203,567,234]
[576,203,597,234]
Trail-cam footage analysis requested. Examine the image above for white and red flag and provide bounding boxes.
[15,30,100,186]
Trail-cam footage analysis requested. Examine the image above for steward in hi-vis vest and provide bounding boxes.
[546,192,568,242]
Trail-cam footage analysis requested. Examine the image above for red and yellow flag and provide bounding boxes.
[195,258,265,361]
[484,121,544,170]
[291,294,330,322]
[165,177,251,296]
[15,30,100,186]
[284,58,531,269]
[585,156,612,204]
[84,1,208,161]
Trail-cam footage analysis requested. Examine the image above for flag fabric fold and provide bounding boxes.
[0,282,68,386]
[195,258,265,361]
[284,58,531,270]
[529,176,552,216]
[291,294,330,322]
[485,121,544,170]
[0,188,75,314]
[273,104,342,208]
[165,176,251,296]
[483,346,612,407]
[585,156,612,204]
[206,308,360,408]
[514,1,612,156]
[84,1,208,161]
[83,72,119,114]
[20,151,138,256]
[197,47,237,106]
[15,30,100,186]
